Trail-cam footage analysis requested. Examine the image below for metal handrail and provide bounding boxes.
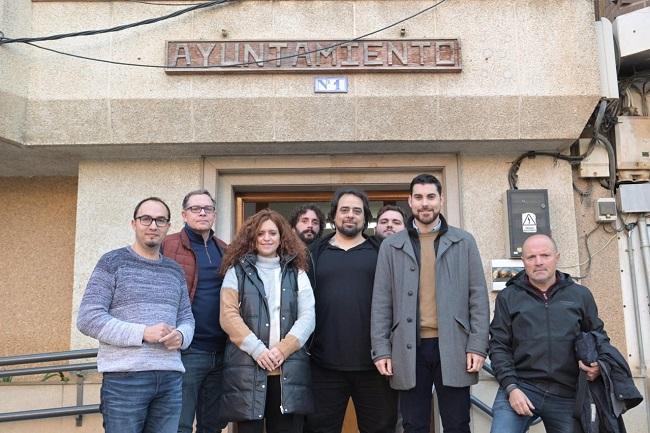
[472,362,542,426]
[0,348,98,366]
[0,348,99,425]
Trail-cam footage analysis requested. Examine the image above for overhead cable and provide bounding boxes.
[4,0,449,69]
[0,0,232,46]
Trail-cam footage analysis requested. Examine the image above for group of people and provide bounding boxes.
[77,173,639,433]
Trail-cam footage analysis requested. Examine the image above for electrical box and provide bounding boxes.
[613,7,650,73]
[578,138,611,178]
[617,182,650,213]
[595,198,617,222]
[504,190,551,258]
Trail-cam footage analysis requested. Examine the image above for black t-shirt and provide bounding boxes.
[311,240,378,370]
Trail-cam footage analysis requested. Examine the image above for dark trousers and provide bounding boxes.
[304,363,397,433]
[400,339,470,433]
[236,375,303,433]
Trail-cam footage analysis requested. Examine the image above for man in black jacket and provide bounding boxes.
[489,234,603,433]
[304,187,397,433]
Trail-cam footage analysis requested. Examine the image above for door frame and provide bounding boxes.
[203,153,460,241]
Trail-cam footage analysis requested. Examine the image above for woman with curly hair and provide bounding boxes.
[219,209,315,433]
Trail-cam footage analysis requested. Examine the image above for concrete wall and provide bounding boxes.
[70,159,203,349]
[9,0,600,150]
[0,177,77,357]
[0,0,31,145]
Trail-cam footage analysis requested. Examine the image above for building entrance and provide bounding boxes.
[234,191,409,233]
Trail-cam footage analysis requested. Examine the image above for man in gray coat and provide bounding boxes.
[371,174,489,433]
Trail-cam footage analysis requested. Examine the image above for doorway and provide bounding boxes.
[234,191,409,233]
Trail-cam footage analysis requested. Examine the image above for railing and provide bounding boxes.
[1,350,540,428]
[0,349,99,425]
[471,363,541,427]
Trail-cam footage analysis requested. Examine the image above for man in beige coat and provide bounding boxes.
[371,174,489,433]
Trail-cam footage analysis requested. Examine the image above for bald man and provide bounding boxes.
[488,234,604,433]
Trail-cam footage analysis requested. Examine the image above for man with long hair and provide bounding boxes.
[305,188,397,433]
[219,209,315,433]
[289,203,326,246]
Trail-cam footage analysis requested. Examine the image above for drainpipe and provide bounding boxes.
[637,215,650,377]
[627,216,648,377]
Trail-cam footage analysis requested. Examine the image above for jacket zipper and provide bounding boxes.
[203,241,212,264]
[279,366,285,414]
[543,292,551,375]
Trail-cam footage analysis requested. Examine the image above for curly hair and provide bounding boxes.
[220,209,309,275]
[288,203,326,237]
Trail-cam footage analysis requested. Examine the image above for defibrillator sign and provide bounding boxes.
[521,213,537,233]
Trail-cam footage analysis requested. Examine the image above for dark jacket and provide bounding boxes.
[489,270,605,393]
[161,227,228,302]
[575,331,643,433]
[220,255,313,421]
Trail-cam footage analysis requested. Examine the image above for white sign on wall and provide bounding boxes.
[522,212,537,233]
[314,77,348,93]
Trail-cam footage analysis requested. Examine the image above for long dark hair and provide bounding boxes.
[327,187,372,230]
[220,209,309,274]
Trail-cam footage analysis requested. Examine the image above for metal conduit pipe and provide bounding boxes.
[637,215,650,377]
[627,218,647,377]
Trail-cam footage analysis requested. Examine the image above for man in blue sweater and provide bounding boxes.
[162,189,228,433]
[77,197,195,433]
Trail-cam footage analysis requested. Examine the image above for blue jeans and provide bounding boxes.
[490,382,578,433]
[101,370,183,433]
[178,347,225,433]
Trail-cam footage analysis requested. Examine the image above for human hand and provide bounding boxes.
[374,358,393,376]
[579,360,601,381]
[466,352,485,373]
[256,349,277,371]
[143,323,174,344]
[159,329,183,350]
[508,388,535,417]
[268,347,286,368]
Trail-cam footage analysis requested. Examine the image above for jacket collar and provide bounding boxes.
[183,224,214,245]
[506,269,574,296]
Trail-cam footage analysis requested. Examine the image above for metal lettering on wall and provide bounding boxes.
[165,39,461,73]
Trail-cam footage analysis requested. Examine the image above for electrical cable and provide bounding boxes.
[0,0,232,46]
[507,100,616,195]
[125,1,208,6]
[559,227,619,280]
[3,0,449,69]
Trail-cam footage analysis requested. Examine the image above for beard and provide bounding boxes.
[298,229,317,245]
[413,209,439,225]
[336,221,363,238]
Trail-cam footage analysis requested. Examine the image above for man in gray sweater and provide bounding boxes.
[77,197,195,433]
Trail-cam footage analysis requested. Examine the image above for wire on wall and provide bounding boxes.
[1,0,449,69]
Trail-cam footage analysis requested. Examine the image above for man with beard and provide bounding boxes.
[77,197,194,433]
[375,205,406,240]
[289,204,326,245]
[305,188,397,433]
[371,174,489,433]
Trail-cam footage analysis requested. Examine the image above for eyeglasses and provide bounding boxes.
[135,215,170,227]
[185,206,216,214]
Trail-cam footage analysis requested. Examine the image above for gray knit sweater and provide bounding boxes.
[77,246,195,373]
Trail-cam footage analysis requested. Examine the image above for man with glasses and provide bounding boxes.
[161,189,228,433]
[77,197,195,433]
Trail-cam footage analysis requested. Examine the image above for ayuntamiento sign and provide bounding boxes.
[165,39,461,73]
